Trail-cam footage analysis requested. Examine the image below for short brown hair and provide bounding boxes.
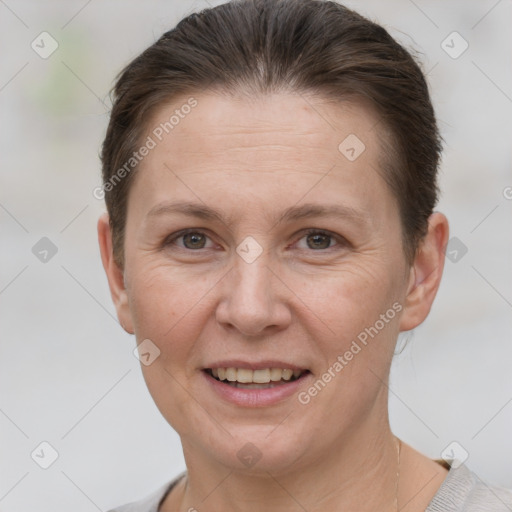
[101,0,442,268]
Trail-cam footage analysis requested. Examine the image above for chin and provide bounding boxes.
[193,421,315,475]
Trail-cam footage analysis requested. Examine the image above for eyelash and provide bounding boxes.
[163,228,348,253]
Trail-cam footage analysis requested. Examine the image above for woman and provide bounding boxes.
[97,0,512,510]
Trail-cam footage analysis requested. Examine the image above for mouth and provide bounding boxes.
[203,367,310,389]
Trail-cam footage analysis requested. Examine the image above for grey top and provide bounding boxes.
[108,462,512,512]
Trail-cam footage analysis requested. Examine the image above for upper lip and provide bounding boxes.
[203,360,309,371]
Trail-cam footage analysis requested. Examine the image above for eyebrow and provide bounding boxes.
[146,200,367,227]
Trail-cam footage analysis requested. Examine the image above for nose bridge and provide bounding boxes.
[234,253,271,302]
[216,247,290,335]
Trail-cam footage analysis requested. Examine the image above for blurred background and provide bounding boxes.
[1,0,511,510]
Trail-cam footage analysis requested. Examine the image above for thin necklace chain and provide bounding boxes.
[396,437,402,512]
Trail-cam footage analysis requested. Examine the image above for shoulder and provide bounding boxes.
[107,471,186,512]
[426,463,512,512]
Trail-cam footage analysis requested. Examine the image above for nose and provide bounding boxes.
[215,254,292,337]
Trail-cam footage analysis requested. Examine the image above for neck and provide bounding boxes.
[168,418,401,512]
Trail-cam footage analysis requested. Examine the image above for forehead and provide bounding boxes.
[127,91,397,227]
[145,91,382,162]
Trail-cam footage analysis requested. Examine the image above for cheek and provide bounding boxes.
[126,265,218,431]
[127,263,216,367]
[296,260,402,338]
[296,263,404,411]
[299,269,403,418]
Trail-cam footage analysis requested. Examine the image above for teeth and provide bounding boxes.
[226,368,237,382]
[208,367,304,384]
[270,368,283,381]
[237,368,253,383]
[253,369,270,383]
[281,369,293,380]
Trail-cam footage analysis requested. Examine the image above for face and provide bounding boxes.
[100,91,438,475]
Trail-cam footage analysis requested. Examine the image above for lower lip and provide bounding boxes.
[201,370,311,407]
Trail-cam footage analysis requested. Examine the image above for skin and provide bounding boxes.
[98,91,450,511]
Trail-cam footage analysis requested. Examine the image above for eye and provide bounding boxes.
[294,229,346,251]
[163,228,348,253]
[164,229,215,250]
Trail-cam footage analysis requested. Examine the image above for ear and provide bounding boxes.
[399,212,449,332]
[97,212,134,334]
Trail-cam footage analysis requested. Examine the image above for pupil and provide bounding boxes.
[184,232,206,249]
[307,233,330,250]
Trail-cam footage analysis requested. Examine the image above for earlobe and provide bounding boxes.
[399,212,449,332]
[97,213,135,334]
